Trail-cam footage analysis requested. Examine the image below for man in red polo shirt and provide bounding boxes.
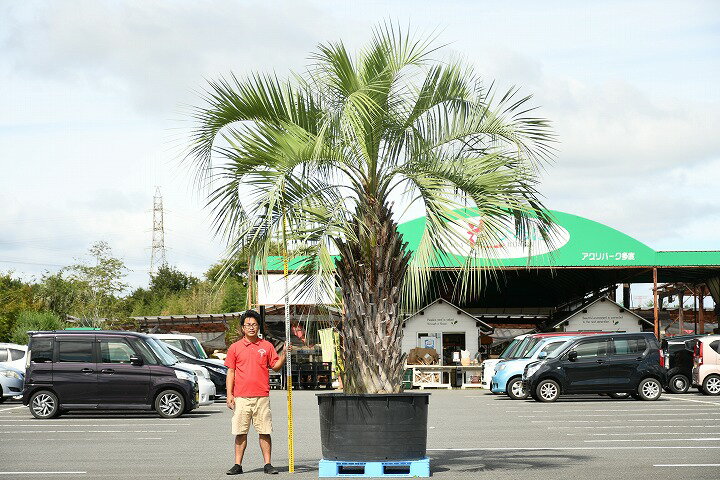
[225,310,286,475]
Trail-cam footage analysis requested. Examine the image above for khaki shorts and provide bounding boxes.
[232,396,272,435]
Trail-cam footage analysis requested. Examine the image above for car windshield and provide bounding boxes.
[547,339,575,359]
[163,339,208,359]
[155,340,181,363]
[525,339,569,358]
[499,338,522,359]
[512,337,541,358]
[146,338,178,366]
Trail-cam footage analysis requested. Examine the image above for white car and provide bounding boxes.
[0,364,24,402]
[178,362,215,406]
[148,334,225,367]
[149,339,215,406]
[0,343,28,372]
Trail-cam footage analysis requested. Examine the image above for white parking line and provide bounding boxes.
[428,446,720,451]
[654,464,720,467]
[521,412,719,418]
[0,430,177,434]
[0,423,189,427]
[0,473,86,476]
[552,425,718,430]
[576,432,704,436]
[534,418,720,423]
[508,407,719,414]
[668,397,720,406]
[0,406,26,412]
[585,438,720,443]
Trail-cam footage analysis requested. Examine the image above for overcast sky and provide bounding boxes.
[1,1,719,301]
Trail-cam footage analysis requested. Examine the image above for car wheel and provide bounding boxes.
[608,392,631,399]
[637,378,662,401]
[30,390,60,419]
[536,379,560,402]
[506,377,528,400]
[702,375,720,396]
[155,389,185,418]
[667,374,690,394]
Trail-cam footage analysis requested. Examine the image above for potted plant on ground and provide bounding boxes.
[186,24,555,464]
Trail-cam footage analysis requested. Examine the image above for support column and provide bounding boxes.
[622,283,631,308]
[678,292,684,335]
[693,286,698,335]
[699,285,705,335]
[653,268,659,338]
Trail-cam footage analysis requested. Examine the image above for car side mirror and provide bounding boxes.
[130,355,143,366]
[568,351,578,362]
[538,352,548,360]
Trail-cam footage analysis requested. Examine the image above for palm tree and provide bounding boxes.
[186,25,556,394]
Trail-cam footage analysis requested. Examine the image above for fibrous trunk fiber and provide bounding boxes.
[335,200,412,394]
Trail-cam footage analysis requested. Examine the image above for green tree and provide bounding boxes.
[35,271,83,318]
[0,273,39,342]
[68,241,129,326]
[150,265,198,294]
[220,277,247,312]
[10,310,65,345]
[187,26,555,393]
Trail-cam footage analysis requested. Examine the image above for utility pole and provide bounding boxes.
[150,186,168,276]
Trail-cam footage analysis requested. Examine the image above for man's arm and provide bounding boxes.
[226,368,235,410]
[271,348,287,372]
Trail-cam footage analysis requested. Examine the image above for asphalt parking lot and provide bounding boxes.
[1,390,719,479]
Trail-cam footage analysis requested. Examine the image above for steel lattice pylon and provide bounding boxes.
[150,186,168,276]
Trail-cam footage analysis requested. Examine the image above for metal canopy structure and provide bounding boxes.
[262,209,720,334]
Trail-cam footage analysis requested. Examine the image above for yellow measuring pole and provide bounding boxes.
[282,216,295,473]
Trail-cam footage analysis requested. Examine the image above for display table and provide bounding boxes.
[458,365,484,389]
[406,365,484,389]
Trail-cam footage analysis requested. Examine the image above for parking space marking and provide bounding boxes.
[551,425,718,430]
[0,472,86,476]
[584,437,720,443]
[507,407,719,413]
[0,430,177,435]
[533,418,720,423]
[574,432,705,436]
[428,446,720,451]
[0,423,189,427]
[654,464,720,467]
[520,412,719,418]
[667,397,720,406]
[0,406,26,412]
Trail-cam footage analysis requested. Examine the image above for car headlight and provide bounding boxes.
[175,370,195,382]
[1,370,21,379]
[495,364,507,372]
[525,362,543,379]
[206,365,226,375]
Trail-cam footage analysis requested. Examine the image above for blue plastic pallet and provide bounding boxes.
[318,457,430,478]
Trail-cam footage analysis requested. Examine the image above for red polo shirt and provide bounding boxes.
[225,338,279,397]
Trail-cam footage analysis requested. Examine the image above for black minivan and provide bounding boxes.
[523,332,665,402]
[23,330,199,419]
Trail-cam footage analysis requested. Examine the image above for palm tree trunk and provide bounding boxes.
[335,200,412,394]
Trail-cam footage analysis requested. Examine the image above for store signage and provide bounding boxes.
[446,215,570,259]
[575,314,623,327]
[425,317,460,327]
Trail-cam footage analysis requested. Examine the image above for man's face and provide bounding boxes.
[242,319,259,338]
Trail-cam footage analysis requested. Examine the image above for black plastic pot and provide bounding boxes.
[316,392,430,461]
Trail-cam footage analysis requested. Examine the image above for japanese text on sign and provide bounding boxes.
[582,252,636,261]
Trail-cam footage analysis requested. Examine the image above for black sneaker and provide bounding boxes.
[263,463,278,474]
[226,464,243,475]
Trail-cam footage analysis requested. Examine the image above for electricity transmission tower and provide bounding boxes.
[150,186,168,276]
